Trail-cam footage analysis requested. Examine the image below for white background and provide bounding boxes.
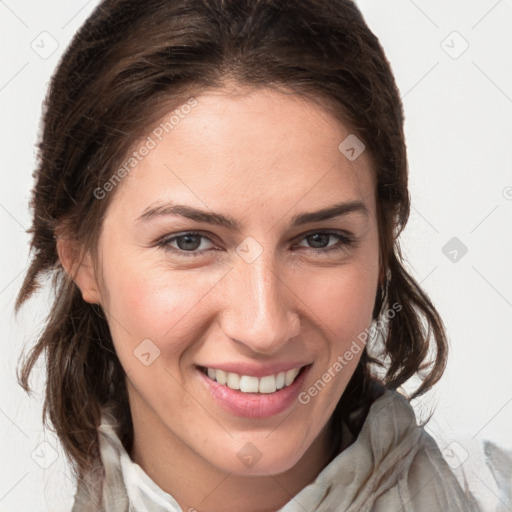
[1,1,511,511]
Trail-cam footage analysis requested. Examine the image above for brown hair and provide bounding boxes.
[16,0,447,484]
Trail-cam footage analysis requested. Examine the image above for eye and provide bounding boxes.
[294,230,357,254]
[155,230,358,258]
[156,232,216,257]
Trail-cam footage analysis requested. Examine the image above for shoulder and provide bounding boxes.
[320,388,481,511]
[365,390,482,511]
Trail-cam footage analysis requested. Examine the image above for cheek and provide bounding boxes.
[294,262,377,400]
[297,264,377,339]
[295,267,374,418]
[99,255,222,356]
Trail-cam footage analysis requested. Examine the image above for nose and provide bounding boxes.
[218,251,301,355]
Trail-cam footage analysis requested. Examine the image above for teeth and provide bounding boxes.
[285,367,300,386]
[227,372,240,390]
[276,372,286,390]
[204,366,303,393]
[216,369,227,385]
[259,375,277,394]
[240,375,259,393]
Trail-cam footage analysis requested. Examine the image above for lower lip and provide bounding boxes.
[197,366,310,419]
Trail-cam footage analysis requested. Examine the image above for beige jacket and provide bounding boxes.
[71,389,481,511]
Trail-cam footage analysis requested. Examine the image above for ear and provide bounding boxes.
[56,236,102,304]
[379,266,387,287]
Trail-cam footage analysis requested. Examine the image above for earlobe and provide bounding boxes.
[56,236,101,304]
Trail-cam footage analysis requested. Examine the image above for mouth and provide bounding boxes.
[196,364,312,418]
[198,364,309,394]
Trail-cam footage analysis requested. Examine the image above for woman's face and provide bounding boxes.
[84,86,380,476]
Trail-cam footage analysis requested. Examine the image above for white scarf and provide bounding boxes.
[71,389,481,511]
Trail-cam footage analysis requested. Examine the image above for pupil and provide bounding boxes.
[178,234,201,251]
[308,233,329,248]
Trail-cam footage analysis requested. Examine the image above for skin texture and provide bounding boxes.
[60,84,381,512]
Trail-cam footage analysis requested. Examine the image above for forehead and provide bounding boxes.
[110,86,376,221]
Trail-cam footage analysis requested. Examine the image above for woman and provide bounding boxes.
[16,0,481,510]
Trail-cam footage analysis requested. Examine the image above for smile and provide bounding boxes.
[196,364,311,418]
[201,366,303,394]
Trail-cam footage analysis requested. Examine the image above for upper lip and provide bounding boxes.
[197,362,310,378]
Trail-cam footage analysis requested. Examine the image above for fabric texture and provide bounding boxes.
[71,389,481,511]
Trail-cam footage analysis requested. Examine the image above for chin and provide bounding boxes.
[207,433,311,477]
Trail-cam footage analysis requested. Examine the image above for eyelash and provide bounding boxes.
[155,230,358,258]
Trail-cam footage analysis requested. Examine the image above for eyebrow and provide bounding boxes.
[137,200,369,230]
